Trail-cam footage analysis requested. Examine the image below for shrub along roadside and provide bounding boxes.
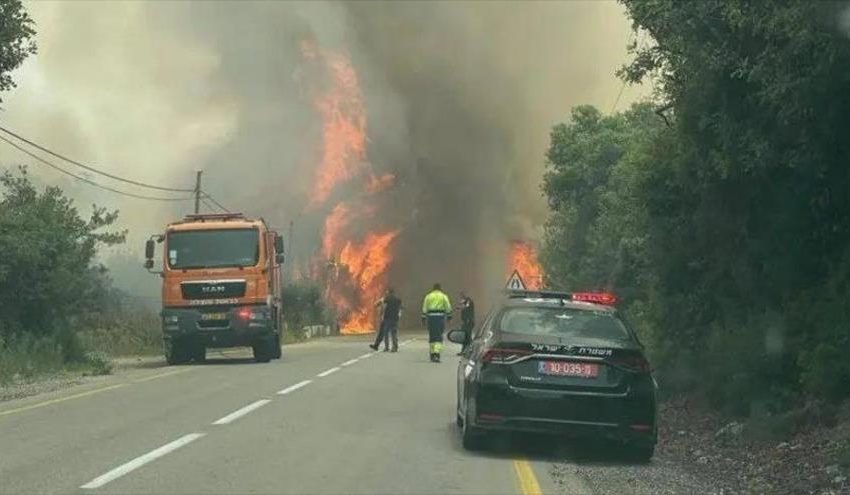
[281,282,333,342]
[0,167,139,385]
[541,0,850,418]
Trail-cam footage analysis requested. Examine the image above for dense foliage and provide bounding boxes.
[281,282,333,340]
[542,0,850,414]
[0,168,127,378]
[0,0,36,99]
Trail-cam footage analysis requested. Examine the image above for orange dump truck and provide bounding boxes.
[144,213,284,364]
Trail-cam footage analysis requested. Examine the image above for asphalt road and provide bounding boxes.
[0,334,707,495]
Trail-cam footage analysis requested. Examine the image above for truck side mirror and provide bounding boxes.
[145,239,155,260]
[144,259,154,270]
[274,236,285,264]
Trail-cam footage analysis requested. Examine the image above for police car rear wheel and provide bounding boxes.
[462,400,485,450]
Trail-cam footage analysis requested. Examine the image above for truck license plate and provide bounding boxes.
[200,312,227,321]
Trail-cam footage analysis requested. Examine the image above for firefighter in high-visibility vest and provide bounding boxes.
[421,283,452,363]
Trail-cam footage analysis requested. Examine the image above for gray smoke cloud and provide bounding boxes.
[1,0,643,310]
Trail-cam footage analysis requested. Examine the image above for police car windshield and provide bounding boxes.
[497,306,630,341]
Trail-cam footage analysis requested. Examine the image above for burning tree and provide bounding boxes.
[300,40,399,334]
[508,241,544,290]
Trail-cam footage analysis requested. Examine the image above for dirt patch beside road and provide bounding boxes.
[550,397,850,494]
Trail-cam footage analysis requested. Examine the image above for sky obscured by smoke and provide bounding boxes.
[1,0,644,306]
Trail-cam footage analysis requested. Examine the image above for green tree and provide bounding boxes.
[0,168,126,350]
[0,0,36,100]
[542,0,850,411]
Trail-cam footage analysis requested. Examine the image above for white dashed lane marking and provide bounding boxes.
[212,399,271,425]
[317,367,341,377]
[80,433,205,489]
[81,346,394,490]
[277,380,312,395]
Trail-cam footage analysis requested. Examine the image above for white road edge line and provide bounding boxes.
[80,433,205,489]
[212,399,271,425]
[317,366,341,377]
[358,352,374,359]
[277,380,312,395]
[341,358,359,367]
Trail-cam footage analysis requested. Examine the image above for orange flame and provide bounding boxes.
[304,42,367,207]
[337,230,399,333]
[303,40,399,335]
[321,202,351,259]
[366,173,396,194]
[508,241,543,290]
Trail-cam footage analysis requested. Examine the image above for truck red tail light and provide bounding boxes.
[607,353,651,373]
[482,348,532,363]
[571,292,618,305]
[236,307,252,320]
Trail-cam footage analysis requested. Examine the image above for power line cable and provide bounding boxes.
[199,196,217,213]
[611,30,640,114]
[0,124,194,193]
[201,191,231,213]
[0,135,194,201]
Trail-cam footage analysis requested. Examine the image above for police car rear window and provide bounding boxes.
[496,306,630,341]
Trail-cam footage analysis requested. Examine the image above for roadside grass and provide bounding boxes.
[0,306,160,386]
[282,331,306,345]
[0,335,65,385]
[77,305,161,357]
[838,440,850,468]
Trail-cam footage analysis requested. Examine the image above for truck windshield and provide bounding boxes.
[167,229,260,269]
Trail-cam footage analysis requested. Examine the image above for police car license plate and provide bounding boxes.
[538,361,599,378]
[200,312,228,321]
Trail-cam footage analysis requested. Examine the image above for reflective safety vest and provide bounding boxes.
[422,290,452,316]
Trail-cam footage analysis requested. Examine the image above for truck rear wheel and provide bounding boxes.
[273,335,282,359]
[253,337,274,363]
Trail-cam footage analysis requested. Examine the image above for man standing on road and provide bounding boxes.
[458,291,475,354]
[370,288,402,352]
[421,283,452,363]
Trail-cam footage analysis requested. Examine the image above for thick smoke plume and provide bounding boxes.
[0,1,642,315]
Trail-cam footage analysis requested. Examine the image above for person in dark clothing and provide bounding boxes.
[369,288,402,352]
[458,291,475,354]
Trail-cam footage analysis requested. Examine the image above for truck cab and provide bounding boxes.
[145,213,284,364]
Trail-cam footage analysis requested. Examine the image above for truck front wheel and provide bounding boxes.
[191,343,206,363]
[165,339,189,365]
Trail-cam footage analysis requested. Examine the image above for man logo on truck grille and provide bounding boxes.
[201,285,226,294]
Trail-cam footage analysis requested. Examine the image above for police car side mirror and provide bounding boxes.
[447,329,466,344]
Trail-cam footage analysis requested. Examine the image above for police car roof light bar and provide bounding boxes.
[505,289,618,306]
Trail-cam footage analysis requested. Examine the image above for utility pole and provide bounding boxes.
[193,170,202,214]
[288,220,295,282]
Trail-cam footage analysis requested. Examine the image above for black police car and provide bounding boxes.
[447,290,657,460]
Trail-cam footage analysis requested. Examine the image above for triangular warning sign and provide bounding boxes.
[506,270,527,291]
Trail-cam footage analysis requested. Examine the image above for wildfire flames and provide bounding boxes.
[302,40,398,334]
[508,241,543,290]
